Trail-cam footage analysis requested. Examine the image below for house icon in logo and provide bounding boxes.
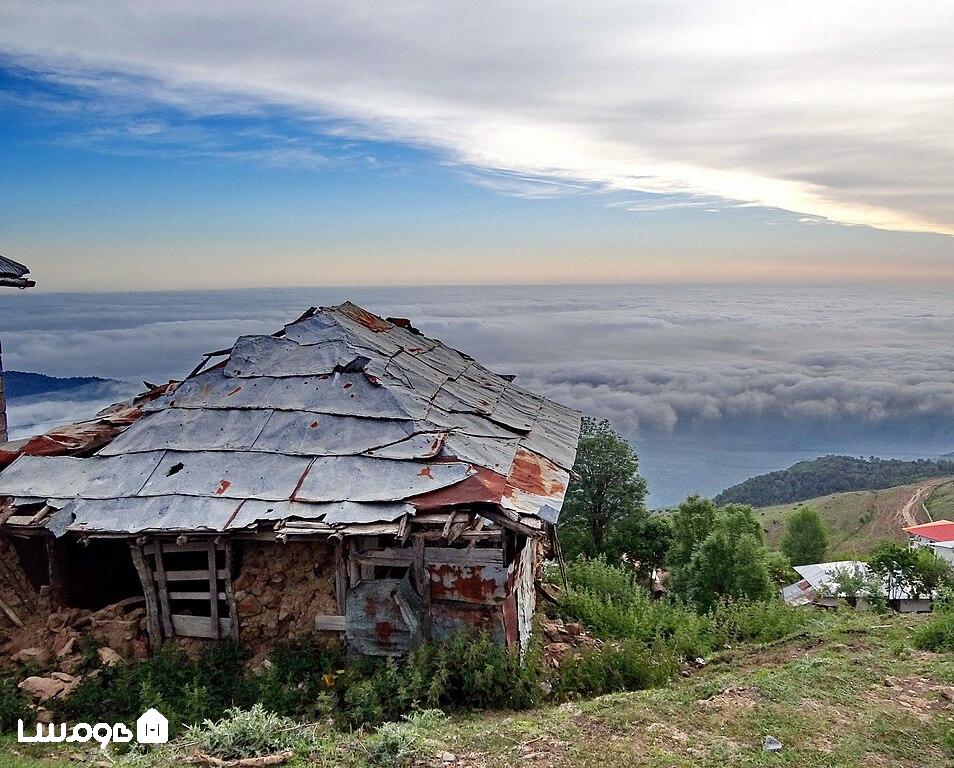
[136,708,169,744]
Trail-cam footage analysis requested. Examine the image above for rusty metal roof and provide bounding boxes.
[0,302,581,536]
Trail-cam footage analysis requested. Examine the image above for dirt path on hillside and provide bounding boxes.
[898,483,934,527]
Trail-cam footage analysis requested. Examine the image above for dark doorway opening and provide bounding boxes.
[55,538,144,610]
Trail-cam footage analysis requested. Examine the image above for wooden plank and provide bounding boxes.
[223,541,240,642]
[425,546,504,566]
[143,540,223,555]
[359,537,377,581]
[171,614,232,640]
[346,540,360,586]
[315,614,346,631]
[0,596,23,628]
[129,543,162,650]
[207,541,220,640]
[413,536,430,641]
[152,541,174,638]
[165,569,227,581]
[169,591,227,601]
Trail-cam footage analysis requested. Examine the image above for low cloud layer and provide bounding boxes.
[2,2,953,234]
[3,284,953,441]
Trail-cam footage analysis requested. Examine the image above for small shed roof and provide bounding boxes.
[0,256,34,288]
[0,303,581,537]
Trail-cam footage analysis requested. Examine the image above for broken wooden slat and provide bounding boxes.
[171,614,232,640]
[412,535,430,641]
[0,596,23,627]
[143,540,224,555]
[425,546,503,566]
[129,542,162,650]
[315,614,346,631]
[152,540,174,638]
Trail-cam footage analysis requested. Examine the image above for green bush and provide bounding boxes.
[0,674,27,731]
[187,703,315,760]
[912,610,954,652]
[550,639,675,698]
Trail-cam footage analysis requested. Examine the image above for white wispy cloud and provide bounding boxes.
[1,2,953,234]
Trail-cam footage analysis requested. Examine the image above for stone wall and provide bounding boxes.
[232,539,338,660]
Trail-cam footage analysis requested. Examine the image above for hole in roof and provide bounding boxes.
[166,462,185,477]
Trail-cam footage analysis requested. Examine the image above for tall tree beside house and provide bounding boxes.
[558,417,666,573]
[780,505,829,566]
[667,496,775,610]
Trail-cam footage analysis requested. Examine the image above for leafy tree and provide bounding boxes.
[823,563,885,610]
[604,512,672,578]
[668,498,775,610]
[764,550,795,587]
[780,505,828,566]
[865,543,952,601]
[559,417,650,558]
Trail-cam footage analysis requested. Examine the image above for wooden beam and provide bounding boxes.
[315,614,346,631]
[334,540,347,614]
[412,535,430,641]
[152,541,174,638]
[129,543,162,650]
[165,569,227,581]
[168,590,227,601]
[171,614,231,640]
[207,541,220,640]
[222,541,240,642]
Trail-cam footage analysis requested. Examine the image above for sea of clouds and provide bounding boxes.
[2,283,952,505]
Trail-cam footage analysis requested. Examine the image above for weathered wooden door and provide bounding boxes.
[131,539,238,643]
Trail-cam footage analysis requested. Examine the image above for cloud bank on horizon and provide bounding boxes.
[2,1,953,237]
[3,284,953,439]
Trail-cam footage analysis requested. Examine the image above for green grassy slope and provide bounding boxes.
[758,477,953,558]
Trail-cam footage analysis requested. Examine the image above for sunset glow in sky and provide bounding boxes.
[1,2,953,290]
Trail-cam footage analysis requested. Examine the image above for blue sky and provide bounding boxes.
[1,3,953,290]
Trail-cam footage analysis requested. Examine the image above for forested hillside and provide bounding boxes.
[716,454,954,507]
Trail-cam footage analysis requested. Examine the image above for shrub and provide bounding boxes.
[912,610,954,652]
[362,709,446,767]
[0,674,27,731]
[550,639,675,698]
[186,703,314,760]
[709,599,809,645]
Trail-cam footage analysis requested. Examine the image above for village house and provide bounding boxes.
[0,302,581,665]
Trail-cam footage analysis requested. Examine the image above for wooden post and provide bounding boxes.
[207,541,220,640]
[129,542,162,650]
[222,541,240,642]
[334,540,348,614]
[412,535,431,641]
[152,541,174,638]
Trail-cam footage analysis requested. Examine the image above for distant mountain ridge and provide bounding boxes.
[2,370,118,400]
[715,454,954,507]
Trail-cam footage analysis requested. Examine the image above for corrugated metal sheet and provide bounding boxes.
[0,453,163,499]
[252,411,421,455]
[98,408,272,455]
[296,456,473,502]
[363,432,445,460]
[139,451,313,500]
[345,577,424,656]
[443,432,520,474]
[63,495,242,534]
[157,368,423,419]
[0,255,30,278]
[224,335,363,378]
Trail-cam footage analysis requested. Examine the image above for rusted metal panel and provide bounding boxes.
[295,456,472,503]
[139,451,313,500]
[345,577,423,656]
[0,453,163,499]
[99,408,272,455]
[501,448,569,519]
[427,562,509,605]
[430,601,505,645]
[443,433,519,474]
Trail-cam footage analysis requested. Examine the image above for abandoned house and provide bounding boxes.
[0,302,581,663]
